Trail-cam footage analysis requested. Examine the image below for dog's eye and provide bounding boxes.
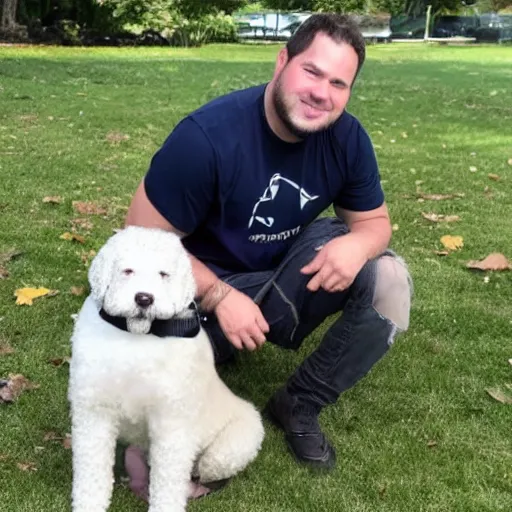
[123,268,134,276]
[159,271,169,278]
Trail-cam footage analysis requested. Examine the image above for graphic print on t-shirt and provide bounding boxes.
[248,173,319,243]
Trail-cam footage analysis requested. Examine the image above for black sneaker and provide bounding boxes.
[264,387,336,470]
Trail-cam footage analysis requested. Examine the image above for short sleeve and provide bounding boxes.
[335,123,384,212]
[144,118,216,234]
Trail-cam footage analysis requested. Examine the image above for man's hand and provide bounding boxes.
[214,288,269,351]
[300,234,368,293]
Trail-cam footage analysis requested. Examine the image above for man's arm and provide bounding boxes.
[125,180,268,349]
[334,202,392,261]
[125,180,229,306]
[300,203,392,293]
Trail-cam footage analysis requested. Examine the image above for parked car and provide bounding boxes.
[236,12,391,42]
[235,12,311,40]
[390,15,427,39]
[431,16,479,38]
[475,13,512,43]
[351,14,392,42]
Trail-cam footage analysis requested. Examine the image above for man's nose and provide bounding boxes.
[310,80,330,103]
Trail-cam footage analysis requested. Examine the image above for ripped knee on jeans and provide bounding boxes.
[373,255,412,331]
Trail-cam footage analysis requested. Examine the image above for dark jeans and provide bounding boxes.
[202,217,396,409]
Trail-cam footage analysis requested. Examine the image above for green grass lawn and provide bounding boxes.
[0,42,511,512]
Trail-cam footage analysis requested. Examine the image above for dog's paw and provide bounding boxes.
[125,445,150,502]
[129,480,149,503]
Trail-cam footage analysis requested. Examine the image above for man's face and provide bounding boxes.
[271,32,359,139]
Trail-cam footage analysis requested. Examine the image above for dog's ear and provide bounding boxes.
[175,248,197,308]
[88,236,117,306]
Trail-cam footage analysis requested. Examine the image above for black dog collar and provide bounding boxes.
[99,302,201,338]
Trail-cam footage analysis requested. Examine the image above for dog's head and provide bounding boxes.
[88,226,196,334]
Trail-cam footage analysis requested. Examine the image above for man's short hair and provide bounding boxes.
[286,13,366,82]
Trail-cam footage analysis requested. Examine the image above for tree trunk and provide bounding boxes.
[1,0,20,30]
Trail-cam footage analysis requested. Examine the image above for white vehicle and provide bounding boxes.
[236,12,311,40]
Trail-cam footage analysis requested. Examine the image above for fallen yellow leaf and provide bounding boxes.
[63,434,72,449]
[79,250,96,265]
[60,232,85,244]
[0,340,15,356]
[418,193,465,201]
[0,374,39,403]
[48,357,71,367]
[42,196,62,204]
[43,431,72,449]
[486,388,512,405]
[0,249,23,279]
[72,201,107,216]
[0,249,22,264]
[422,213,460,223]
[440,235,464,251]
[466,253,511,271]
[19,114,38,123]
[71,218,94,231]
[70,286,85,296]
[43,431,60,442]
[105,131,130,144]
[14,287,57,306]
[488,174,500,181]
[16,461,37,472]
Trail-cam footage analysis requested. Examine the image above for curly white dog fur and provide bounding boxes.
[68,226,264,512]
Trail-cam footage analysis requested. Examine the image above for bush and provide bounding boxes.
[56,19,82,45]
[164,12,239,46]
[313,0,366,14]
[235,1,274,13]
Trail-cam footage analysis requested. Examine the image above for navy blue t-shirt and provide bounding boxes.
[144,84,384,276]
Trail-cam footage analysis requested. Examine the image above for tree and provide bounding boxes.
[408,0,476,17]
[261,0,314,10]
[179,0,248,15]
[370,0,407,15]
[482,0,510,11]
[313,0,366,13]
[1,0,20,29]
[99,0,248,20]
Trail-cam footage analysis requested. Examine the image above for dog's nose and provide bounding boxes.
[134,292,154,308]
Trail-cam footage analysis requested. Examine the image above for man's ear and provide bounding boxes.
[274,47,289,76]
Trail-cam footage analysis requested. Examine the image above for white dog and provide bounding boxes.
[68,226,264,512]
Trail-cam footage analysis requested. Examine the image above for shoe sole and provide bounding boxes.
[263,402,336,471]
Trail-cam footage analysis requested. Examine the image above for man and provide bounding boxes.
[125,13,412,473]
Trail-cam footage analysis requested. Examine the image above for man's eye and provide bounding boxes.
[159,271,169,278]
[123,269,134,275]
